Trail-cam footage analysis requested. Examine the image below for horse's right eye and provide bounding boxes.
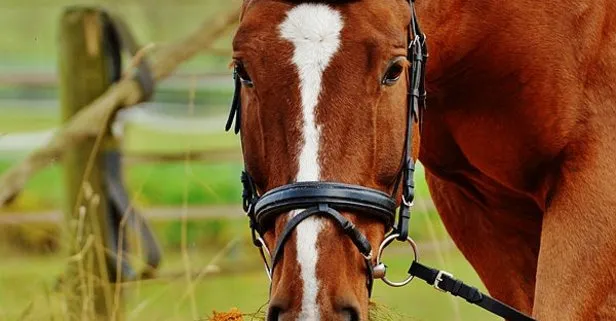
[382,57,407,86]
[235,62,254,87]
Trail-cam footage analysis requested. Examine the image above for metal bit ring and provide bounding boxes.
[375,233,418,287]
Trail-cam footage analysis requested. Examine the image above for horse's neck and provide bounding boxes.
[416,0,492,83]
[420,0,616,94]
[420,0,616,208]
[416,0,616,205]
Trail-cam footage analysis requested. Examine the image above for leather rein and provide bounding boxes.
[225,1,535,320]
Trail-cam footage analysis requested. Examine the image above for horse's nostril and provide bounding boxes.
[341,306,360,321]
[267,306,282,321]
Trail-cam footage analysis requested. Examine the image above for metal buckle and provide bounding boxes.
[433,270,453,292]
[374,233,418,287]
[402,194,415,208]
[244,201,254,216]
[409,34,420,51]
[408,35,421,61]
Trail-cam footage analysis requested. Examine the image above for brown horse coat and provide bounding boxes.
[233,0,616,319]
[418,0,616,319]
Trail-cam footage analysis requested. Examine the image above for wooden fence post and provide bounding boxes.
[58,7,122,321]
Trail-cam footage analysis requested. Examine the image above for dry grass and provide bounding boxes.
[203,303,412,321]
[207,309,245,321]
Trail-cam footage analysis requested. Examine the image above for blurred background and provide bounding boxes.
[0,0,498,320]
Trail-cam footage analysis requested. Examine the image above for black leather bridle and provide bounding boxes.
[226,1,535,321]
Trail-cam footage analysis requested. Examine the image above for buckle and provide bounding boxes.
[433,270,453,292]
[402,194,415,208]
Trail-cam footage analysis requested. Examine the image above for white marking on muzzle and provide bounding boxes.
[279,3,344,321]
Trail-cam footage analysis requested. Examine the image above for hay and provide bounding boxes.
[369,302,415,321]
[208,309,244,321]
[206,303,411,321]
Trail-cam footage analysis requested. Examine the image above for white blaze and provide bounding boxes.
[279,3,343,320]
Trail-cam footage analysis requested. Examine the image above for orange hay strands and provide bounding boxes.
[209,309,244,321]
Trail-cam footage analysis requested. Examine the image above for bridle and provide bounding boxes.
[226,0,425,295]
[225,1,536,321]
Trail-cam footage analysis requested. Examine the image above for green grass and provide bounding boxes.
[123,127,239,155]
[0,161,65,211]
[127,162,244,206]
[0,160,246,211]
[0,108,59,132]
[0,240,499,321]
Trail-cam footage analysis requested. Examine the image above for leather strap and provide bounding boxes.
[271,204,372,269]
[104,151,162,280]
[270,204,375,295]
[394,0,426,241]
[225,66,242,134]
[98,11,160,281]
[409,261,536,321]
[254,181,396,230]
[101,12,155,102]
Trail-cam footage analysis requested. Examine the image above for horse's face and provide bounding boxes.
[232,0,413,320]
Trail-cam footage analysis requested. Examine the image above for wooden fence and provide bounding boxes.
[0,5,241,321]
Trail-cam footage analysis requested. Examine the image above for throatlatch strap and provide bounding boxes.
[409,262,536,321]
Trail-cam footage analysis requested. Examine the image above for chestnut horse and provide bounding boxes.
[229,0,616,320]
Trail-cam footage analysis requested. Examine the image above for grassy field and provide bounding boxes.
[0,107,59,132]
[0,161,245,211]
[0,235,499,321]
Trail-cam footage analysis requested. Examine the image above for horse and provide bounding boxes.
[228,0,616,320]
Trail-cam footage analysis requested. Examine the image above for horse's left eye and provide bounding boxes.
[382,59,405,86]
[234,62,254,87]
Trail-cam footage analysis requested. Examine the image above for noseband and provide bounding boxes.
[226,1,535,321]
[242,176,398,294]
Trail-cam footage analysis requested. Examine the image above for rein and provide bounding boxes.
[225,1,536,320]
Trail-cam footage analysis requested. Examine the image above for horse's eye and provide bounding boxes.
[235,62,254,87]
[382,59,405,86]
